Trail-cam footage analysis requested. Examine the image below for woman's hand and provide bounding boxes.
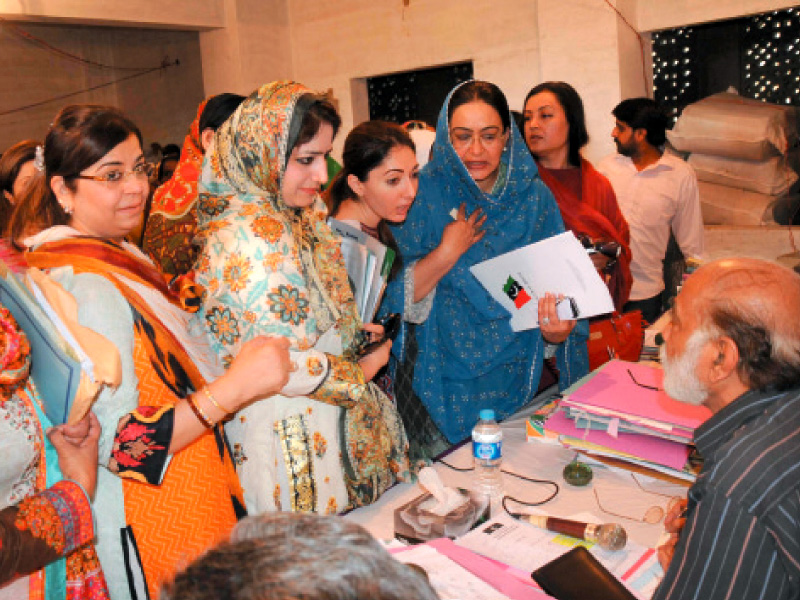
[47,412,102,500]
[437,203,487,264]
[361,322,385,343]
[219,336,292,409]
[538,293,576,344]
[590,252,611,272]
[359,339,392,382]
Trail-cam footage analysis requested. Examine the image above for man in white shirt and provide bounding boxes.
[598,98,704,324]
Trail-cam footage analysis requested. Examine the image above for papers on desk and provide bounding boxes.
[456,512,656,599]
[393,539,547,599]
[329,218,395,323]
[469,231,614,331]
[545,360,710,480]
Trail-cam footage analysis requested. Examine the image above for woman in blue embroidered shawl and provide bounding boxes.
[383,81,589,456]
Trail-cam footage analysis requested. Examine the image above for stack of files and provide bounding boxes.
[329,218,395,323]
[545,360,711,481]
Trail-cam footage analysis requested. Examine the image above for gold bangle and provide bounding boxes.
[202,386,230,416]
[186,393,214,429]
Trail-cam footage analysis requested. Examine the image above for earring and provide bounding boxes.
[60,203,73,215]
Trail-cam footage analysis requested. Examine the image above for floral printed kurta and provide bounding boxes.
[195,81,409,514]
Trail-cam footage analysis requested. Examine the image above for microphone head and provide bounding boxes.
[597,523,628,551]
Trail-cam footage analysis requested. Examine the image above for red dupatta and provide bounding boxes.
[537,159,633,310]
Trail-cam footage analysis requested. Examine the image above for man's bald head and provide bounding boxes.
[683,258,800,391]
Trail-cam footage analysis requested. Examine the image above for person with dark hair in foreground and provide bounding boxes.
[655,257,800,600]
[162,513,440,600]
[143,93,246,275]
[598,98,704,324]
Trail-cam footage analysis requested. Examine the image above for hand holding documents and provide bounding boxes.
[0,261,121,425]
[469,232,614,331]
[329,218,395,323]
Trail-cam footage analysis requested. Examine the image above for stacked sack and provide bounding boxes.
[667,89,800,226]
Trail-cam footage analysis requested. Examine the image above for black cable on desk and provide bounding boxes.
[437,459,560,515]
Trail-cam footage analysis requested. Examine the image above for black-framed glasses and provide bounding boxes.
[74,162,154,187]
[627,368,663,392]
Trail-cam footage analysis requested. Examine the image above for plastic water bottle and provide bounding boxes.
[472,409,503,498]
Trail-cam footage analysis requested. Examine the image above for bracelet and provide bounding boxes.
[202,386,230,416]
[186,393,214,428]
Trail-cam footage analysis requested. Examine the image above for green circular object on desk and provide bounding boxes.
[563,461,593,486]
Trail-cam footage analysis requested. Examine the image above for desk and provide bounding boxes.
[346,392,689,550]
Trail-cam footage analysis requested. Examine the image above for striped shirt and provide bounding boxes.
[654,386,800,600]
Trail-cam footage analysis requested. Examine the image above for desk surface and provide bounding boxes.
[346,394,689,549]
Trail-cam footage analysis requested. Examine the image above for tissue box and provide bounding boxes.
[393,490,490,544]
[526,399,561,442]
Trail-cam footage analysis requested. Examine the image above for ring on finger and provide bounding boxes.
[541,316,551,326]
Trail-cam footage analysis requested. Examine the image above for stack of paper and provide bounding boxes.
[469,231,614,332]
[329,219,395,323]
[544,360,711,480]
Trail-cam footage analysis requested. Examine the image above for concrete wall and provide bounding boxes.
[0,23,205,152]
[199,0,294,96]
[288,0,541,159]
[0,0,224,30]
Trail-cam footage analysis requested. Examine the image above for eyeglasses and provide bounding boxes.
[627,368,663,392]
[74,162,154,187]
[449,129,505,151]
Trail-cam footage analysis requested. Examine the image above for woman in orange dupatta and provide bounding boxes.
[10,104,292,600]
[142,94,245,277]
[523,82,632,310]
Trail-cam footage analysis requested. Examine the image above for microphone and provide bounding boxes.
[513,514,627,551]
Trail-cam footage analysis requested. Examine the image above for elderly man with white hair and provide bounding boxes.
[654,257,800,600]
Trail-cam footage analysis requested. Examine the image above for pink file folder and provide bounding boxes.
[545,409,692,471]
[391,537,549,599]
[564,360,711,434]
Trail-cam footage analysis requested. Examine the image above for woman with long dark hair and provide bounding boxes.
[523,81,632,310]
[325,120,419,281]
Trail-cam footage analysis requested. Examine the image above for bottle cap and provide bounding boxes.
[479,409,495,421]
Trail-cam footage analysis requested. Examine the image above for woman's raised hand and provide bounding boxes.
[437,203,487,264]
[538,293,576,344]
[220,336,292,409]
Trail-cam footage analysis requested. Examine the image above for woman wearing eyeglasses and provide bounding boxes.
[8,105,294,600]
[383,81,589,457]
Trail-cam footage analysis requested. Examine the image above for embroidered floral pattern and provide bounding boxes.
[268,284,309,326]
[206,306,241,345]
[312,431,327,458]
[251,215,285,244]
[273,484,282,511]
[16,492,65,553]
[109,406,171,484]
[223,252,253,293]
[198,193,230,217]
[324,496,337,515]
[263,253,283,272]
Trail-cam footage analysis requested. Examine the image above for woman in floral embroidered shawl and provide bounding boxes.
[194,81,410,515]
[11,104,293,600]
